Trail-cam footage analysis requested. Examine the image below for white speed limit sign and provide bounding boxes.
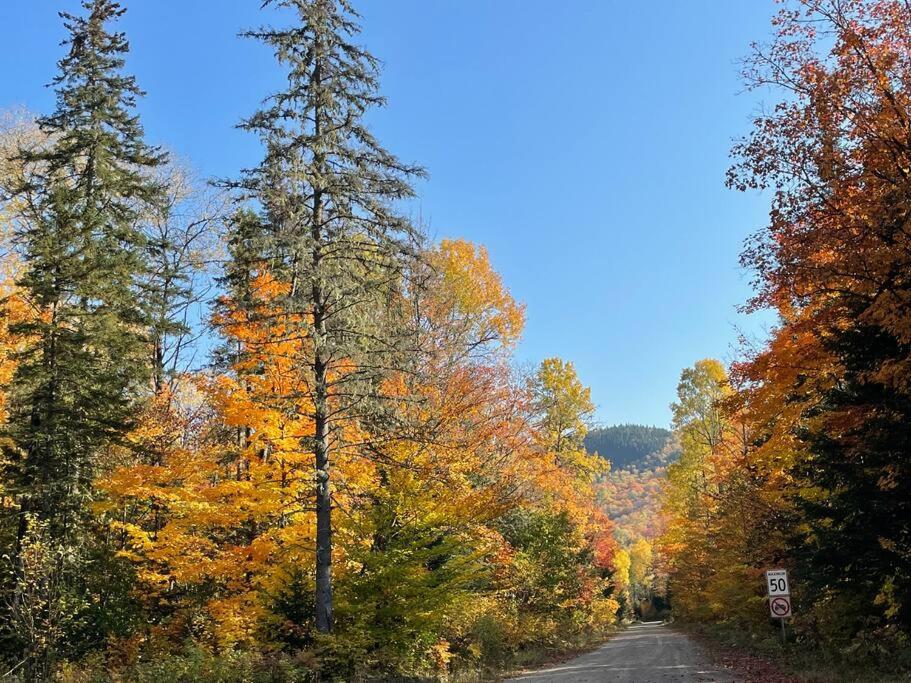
[766,569,789,597]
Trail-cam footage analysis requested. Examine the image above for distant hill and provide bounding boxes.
[584,424,672,470]
[588,424,678,543]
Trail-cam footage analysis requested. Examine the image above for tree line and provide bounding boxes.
[658,0,911,675]
[0,1,621,680]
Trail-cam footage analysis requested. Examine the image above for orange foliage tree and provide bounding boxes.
[728,0,911,650]
[658,0,911,658]
[95,236,621,677]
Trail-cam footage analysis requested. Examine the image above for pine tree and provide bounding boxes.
[4,0,164,546]
[794,317,911,637]
[233,0,425,632]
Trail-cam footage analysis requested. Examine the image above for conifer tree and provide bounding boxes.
[3,0,164,545]
[234,0,425,633]
[794,317,911,635]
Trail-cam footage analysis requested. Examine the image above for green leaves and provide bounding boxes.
[1,2,164,668]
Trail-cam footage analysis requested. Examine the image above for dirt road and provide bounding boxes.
[512,622,738,682]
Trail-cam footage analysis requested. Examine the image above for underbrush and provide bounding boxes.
[46,622,618,683]
[682,620,911,683]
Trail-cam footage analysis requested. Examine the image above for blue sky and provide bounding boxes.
[0,1,778,428]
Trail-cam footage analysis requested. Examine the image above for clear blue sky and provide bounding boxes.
[0,1,778,428]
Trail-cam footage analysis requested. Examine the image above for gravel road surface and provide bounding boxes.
[512,622,738,682]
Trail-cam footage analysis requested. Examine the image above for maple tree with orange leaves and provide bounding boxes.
[659,0,911,670]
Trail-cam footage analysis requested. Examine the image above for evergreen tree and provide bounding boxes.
[233,0,425,632]
[216,208,270,327]
[4,0,164,547]
[794,316,911,640]
[211,207,270,462]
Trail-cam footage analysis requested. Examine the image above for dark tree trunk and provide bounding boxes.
[313,354,333,633]
[312,47,333,630]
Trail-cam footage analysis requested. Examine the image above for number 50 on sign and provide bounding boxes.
[766,569,792,620]
[766,569,789,597]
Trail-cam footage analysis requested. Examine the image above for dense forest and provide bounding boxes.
[0,2,618,680]
[589,426,675,620]
[583,424,672,471]
[2,0,911,681]
[654,1,911,677]
[593,429,676,545]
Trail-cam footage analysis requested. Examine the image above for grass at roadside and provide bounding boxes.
[682,621,911,683]
[450,627,619,682]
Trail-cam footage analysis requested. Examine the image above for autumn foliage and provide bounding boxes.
[91,241,618,676]
[9,0,911,679]
[0,2,623,680]
[0,223,620,678]
[659,0,911,672]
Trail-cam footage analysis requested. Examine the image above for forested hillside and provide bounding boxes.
[586,426,675,620]
[594,433,676,544]
[584,424,671,470]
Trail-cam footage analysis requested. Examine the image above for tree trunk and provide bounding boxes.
[312,263,332,631]
[313,355,333,633]
[311,43,333,631]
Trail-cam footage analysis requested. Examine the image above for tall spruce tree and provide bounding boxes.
[235,0,425,632]
[794,315,911,638]
[4,0,164,545]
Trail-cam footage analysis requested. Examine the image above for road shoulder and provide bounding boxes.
[682,623,802,683]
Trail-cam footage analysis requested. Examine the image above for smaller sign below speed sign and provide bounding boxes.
[769,595,792,618]
[766,569,789,597]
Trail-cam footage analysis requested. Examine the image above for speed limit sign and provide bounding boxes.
[766,569,789,597]
[766,569,793,641]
